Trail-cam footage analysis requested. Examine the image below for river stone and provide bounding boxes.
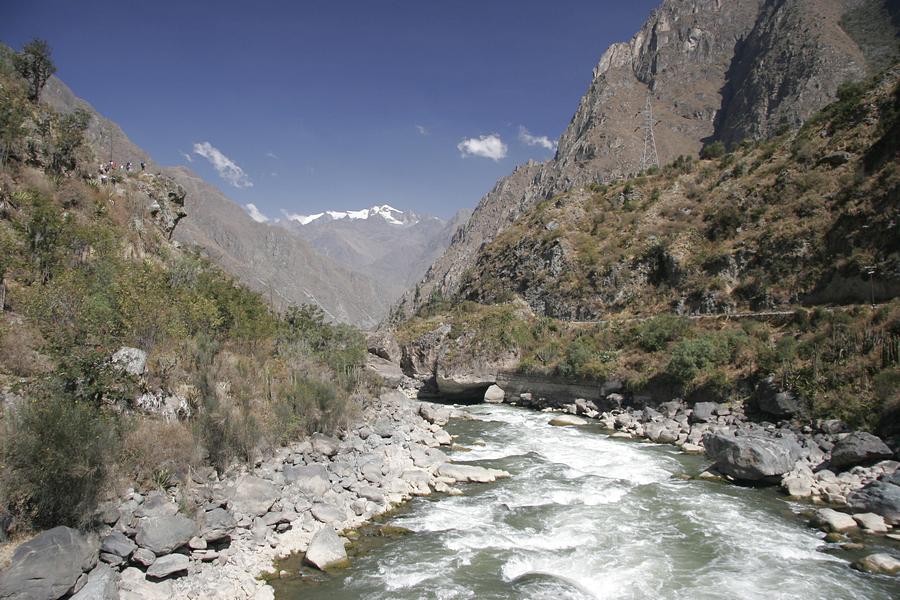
[135,515,197,555]
[101,530,137,558]
[311,433,341,456]
[854,553,900,575]
[70,564,117,600]
[782,473,813,497]
[419,404,450,426]
[847,480,900,525]
[146,553,189,579]
[199,507,237,542]
[0,526,99,600]
[284,464,330,496]
[853,512,889,533]
[311,503,346,524]
[229,475,279,517]
[549,414,587,426]
[132,548,156,567]
[483,385,505,404]
[690,402,717,423]
[304,528,348,570]
[812,508,857,532]
[356,486,385,503]
[437,463,508,483]
[119,566,172,600]
[830,432,893,471]
[703,431,802,481]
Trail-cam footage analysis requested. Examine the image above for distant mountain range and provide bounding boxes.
[39,76,466,328]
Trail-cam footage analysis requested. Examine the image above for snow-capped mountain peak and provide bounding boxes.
[283,204,414,226]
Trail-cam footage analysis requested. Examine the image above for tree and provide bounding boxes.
[0,84,28,165]
[13,39,56,103]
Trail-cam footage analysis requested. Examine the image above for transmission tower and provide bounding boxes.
[639,92,660,171]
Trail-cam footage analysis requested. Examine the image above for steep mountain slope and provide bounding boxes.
[282,207,470,303]
[38,72,389,328]
[395,0,900,319]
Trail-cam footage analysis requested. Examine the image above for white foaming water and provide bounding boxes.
[288,404,900,600]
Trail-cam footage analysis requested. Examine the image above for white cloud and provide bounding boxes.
[180,151,193,163]
[244,203,269,223]
[518,126,557,151]
[265,151,278,159]
[192,141,253,188]
[457,134,507,161]
[416,124,429,136]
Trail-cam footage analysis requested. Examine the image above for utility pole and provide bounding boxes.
[639,91,660,172]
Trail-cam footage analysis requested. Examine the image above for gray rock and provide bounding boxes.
[146,554,189,579]
[372,419,395,438]
[228,475,279,516]
[311,433,340,456]
[101,531,137,558]
[755,376,803,417]
[70,564,118,600]
[812,508,857,532]
[483,385,505,404]
[852,512,888,533]
[548,414,587,426]
[830,432,893,471]
[111,347,147,376]
[356,486,385,503]
[304,528,348,570]
[854,553,900,575]
[690,402,717,423]
[198,507,236,542]
[847,480,900,525]
[135,515,197,555]
[419,404,450,426]
[131,548,156,567]
[703,431,803,481]
[437,463,509,483]
[0,526,99,600]
[284,464,330,496]
[818,151,852,167]
[311,504,346,524]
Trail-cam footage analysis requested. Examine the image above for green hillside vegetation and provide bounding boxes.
[399,68,900,435]
[0,45,365,529]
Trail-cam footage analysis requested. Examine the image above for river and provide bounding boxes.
[274,403,900,599]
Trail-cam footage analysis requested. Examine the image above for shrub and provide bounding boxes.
[667,331,745,384]
[634,314,689,352]
[700,141,726,160]
[2,395,117,527]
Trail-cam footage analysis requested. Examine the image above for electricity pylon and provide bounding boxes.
[639,92,659,171]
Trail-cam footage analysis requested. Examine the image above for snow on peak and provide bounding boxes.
[284,204,412,226]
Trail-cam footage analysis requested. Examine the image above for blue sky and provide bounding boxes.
[3,0,658,219]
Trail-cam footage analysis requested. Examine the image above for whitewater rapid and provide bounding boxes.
[282,404,900,599]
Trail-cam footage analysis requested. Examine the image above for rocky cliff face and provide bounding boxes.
[395,0,899,319]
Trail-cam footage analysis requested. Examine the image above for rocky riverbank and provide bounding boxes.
[0,391,510,600]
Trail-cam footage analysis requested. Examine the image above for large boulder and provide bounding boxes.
[198,508,237,542]
[703,431,803,482]
[310,433,340,457]
[146,554,189,579]
[829,432,893,471]
[754,376,803,417]
[437,463,509,483]
[365,354,405,387]
[853,553,900,575]
[111,347,147,377]
[228,475,279,517]
[847,480,900,525]
[811,508,857,532]
[70,564,118,600]
[549,414,587,426]
[284,464,330,496]
[690,402,717,423]
[304,528,348,570]
[134,515,197,555]
[418,403,450,426]
[100,531,137,559]
[0,526,99,600]
[483,385,505,404]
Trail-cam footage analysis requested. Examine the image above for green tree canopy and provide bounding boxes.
[13,39,56,103]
